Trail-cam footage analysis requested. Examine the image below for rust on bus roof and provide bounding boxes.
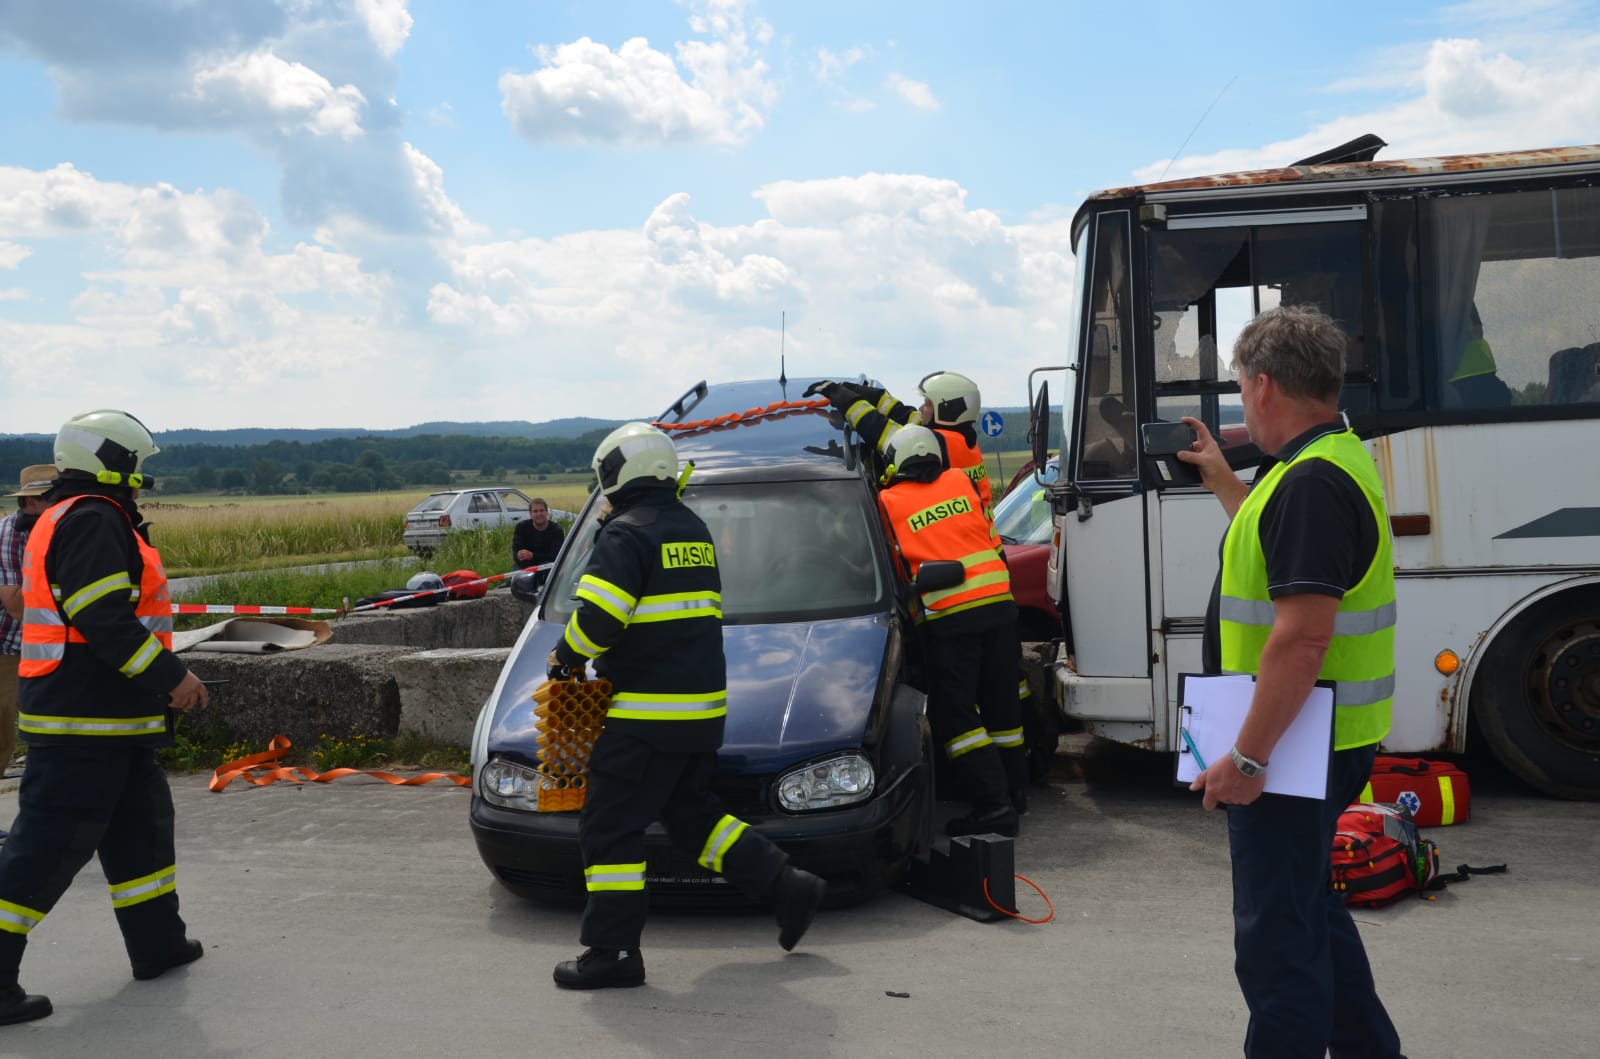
[1089,144,1600,201]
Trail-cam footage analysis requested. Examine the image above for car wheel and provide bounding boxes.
[1472,588,1600,800]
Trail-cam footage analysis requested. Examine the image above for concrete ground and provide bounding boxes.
[0,741,1592,1059]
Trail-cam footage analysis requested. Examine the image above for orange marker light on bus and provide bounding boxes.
[1434,650,1460,675]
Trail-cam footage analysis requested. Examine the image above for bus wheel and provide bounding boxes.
[1472,589,1600,800]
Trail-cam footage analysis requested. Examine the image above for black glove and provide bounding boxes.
[547,650,585,682]
[802,380,839,399]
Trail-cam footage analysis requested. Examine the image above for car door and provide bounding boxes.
[465,491,502,530]
[498,489,533,528]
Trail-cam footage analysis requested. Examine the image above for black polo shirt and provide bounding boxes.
[1202,421,1380,674]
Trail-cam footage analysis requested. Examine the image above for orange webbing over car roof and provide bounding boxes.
[652,397,831,432]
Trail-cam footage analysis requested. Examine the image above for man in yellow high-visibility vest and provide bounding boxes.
[1178,306,1407,1059]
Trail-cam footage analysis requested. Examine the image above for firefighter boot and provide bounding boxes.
[132,938,205,981]
[0,984,51,1025]
[773,865,826,951]
[553,947,646,989]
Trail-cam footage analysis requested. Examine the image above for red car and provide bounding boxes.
[994,458,1060,644]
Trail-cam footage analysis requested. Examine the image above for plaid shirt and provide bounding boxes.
[0,510,24,655]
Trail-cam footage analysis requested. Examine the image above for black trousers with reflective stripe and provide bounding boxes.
[0,744,188,983]
[922,620,1027,811]
[578,730,787,950]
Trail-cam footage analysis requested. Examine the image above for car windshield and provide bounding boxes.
[992,462,1058,546]
[413,494,452,513]
[544,478,889,625]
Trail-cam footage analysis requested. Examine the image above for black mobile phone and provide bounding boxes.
[1140,420,1198,456]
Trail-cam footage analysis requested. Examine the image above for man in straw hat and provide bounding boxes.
[0,465,58,796]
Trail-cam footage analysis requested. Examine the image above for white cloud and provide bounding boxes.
[815,46,870,83]
[0,242,31,269]
[191,49,368,140]
[499,1,777,146]
[887,73,939,111]
[425,173,1077,418]
[0,1,469,235]
[0,288,29,301]
[352,0,412,57]
[1139,35,1600,182]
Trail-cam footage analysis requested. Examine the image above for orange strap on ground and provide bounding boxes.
[653,398,829,431]
[208,735,471,792]
[983,873,1055,924]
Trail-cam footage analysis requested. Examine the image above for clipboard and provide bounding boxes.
[1173,673,1334,800]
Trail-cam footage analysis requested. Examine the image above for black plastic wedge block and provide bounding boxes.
[900,833,1017,922]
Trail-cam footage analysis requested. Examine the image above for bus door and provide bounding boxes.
[1057,210,1153,723]
[1142,208,1367,719]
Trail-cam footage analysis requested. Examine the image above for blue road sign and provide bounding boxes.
[980,410,1005,438]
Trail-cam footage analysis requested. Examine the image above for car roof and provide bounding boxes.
[654,377,867,482]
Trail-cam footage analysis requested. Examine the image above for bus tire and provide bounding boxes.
[1471,588,1600,801]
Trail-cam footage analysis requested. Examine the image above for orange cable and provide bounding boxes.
[983,873,1055,924]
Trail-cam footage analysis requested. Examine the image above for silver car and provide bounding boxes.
[402,487,537,556]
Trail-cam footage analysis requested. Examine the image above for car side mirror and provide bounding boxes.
[914,560,964,594]
[509,569,547,603]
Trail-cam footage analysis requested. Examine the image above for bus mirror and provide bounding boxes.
[1029,380,1051,470]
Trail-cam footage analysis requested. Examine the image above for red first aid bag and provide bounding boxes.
[1359,756,1470,827]
[442,570,488,601]
[1330,802,1441,908]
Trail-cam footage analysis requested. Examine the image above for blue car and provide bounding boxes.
[468,378,935,903]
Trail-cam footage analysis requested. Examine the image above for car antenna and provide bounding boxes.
[1159,74,1236,182]
[778,310,788,390]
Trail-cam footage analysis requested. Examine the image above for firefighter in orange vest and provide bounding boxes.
[876,424,1026,836]
[806,372,995,522]
[0,410,208,1027]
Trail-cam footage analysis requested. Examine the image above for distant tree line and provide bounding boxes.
[0,431,613,497]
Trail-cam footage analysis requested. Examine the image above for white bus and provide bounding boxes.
[1024,137,1600,798]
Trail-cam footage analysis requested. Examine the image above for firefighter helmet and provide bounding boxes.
[917,371,980,426]
[592,422,678,496]
[884,424,944,481]
[54,409,160,488]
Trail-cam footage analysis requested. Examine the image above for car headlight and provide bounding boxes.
[776,753,875,812]
[480,756,542,812]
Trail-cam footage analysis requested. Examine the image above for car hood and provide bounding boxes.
[484,614,890,775]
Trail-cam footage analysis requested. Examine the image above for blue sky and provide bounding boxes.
[3,0,1599,434]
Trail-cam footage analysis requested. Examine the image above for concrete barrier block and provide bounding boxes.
[331,592,534,649]
[392,648,512,746]
[180,643,413,747]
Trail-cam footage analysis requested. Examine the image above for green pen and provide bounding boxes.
[1180,726,1207,770]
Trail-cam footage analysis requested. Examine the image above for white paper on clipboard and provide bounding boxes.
[1175,673,1333,800]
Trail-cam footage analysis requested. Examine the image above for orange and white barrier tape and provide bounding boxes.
[209,735,470,791]
[172,603,341,616]
[174,563,554,619]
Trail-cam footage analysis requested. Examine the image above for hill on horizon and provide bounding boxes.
[2,416,626,446]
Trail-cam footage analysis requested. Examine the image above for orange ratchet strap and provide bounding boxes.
[652,398,830,431]
[209,735,470,792]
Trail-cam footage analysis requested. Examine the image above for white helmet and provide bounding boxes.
[884,423,944,480]
[54,409,160,488]
[592,422,679,496]
[918,371,981,425]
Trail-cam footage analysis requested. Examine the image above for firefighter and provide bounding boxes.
[0,410,208,1027]
[876,424,1026,835]
[806,371,995,522]
[547,422,825,990]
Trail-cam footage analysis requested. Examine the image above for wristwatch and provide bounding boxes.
[1230,745,1268,778]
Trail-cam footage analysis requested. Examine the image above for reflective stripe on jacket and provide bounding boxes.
[1219,429,1396,750]
[936,427,994,524]
[878,468,1011,623]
